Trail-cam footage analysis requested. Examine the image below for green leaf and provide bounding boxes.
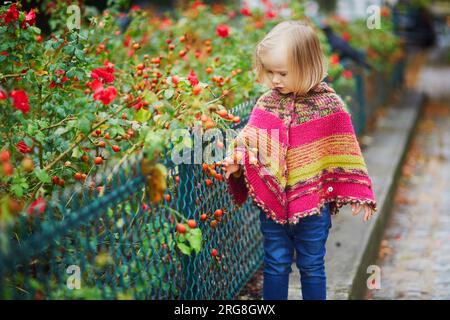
[144,130,164,155]
[143,91,158,104]
[66,69,75,78]
[164,89,174,100]
[186,228,202,254]
[29,26,41,35]
[74,70,85,81]
[176,242,191,255]
[109,127,117,138]
[71,146,82,158]
[115,126,126,137]
[75,49,85,60]
[134,109,151,123]
[77,117,91,135]
[27,123,38,136]
[23,137,33,148]
[176,233,186,243]
[11,184,24,197]
[34,169,51,183]
[108,118,118,126]
[53,127,68,137]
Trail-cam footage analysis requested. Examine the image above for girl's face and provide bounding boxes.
[260,46,295,95]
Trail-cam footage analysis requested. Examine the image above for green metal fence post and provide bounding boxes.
[355,71,366,135]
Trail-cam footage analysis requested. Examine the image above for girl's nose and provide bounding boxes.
[272,75,281,85]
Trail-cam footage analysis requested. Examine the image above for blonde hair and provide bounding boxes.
[254,20,328,96]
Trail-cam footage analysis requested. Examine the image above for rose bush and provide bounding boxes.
[323,7,405,73]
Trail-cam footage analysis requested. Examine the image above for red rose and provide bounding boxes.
[9,90,30,114]
[91,66,114,84]
[191,0,205,10]
[93,86,117,105]
[265,10,277,19]
[342,32,351,42]
[21,9,36,29]
[1,3,19,24]
[216,24,229,38]
[330,54,340,65]
[0,89,6,100]
[16,140,32,154]
[342,70,353,79]
[0,51,9,56]
[28,198,46,216]
[87,79,104,93]
[240,7,251,16]
[187,69,199,86]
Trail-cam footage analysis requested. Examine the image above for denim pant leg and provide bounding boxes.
[259,211,294,300]
[293,204,332,300]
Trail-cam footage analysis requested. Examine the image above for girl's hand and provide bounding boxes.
[351,203,375,222]
[222,156,241,179]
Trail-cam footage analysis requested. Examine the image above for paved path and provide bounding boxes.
[366,47,450,300]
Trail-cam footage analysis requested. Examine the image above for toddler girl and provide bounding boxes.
[222,20,377,300]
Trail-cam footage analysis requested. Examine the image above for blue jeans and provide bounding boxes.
[259,204,332,300]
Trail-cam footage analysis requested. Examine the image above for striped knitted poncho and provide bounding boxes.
[225,82,377,224]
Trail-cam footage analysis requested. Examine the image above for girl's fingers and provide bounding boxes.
[352,203,362,216]
[227,157,236,165]
[364,206,373,222]
[222,157,233,171]
[224,164,240,179]
[364,207,369,221]
[355,203,363,215]
[351,203,375,221]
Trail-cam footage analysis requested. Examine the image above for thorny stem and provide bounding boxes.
[43,104,129,172]
[40,116,76,131]
[0,73,23,80]
[44,134,85,171]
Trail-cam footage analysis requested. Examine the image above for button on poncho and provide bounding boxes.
[225,82,377,224]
